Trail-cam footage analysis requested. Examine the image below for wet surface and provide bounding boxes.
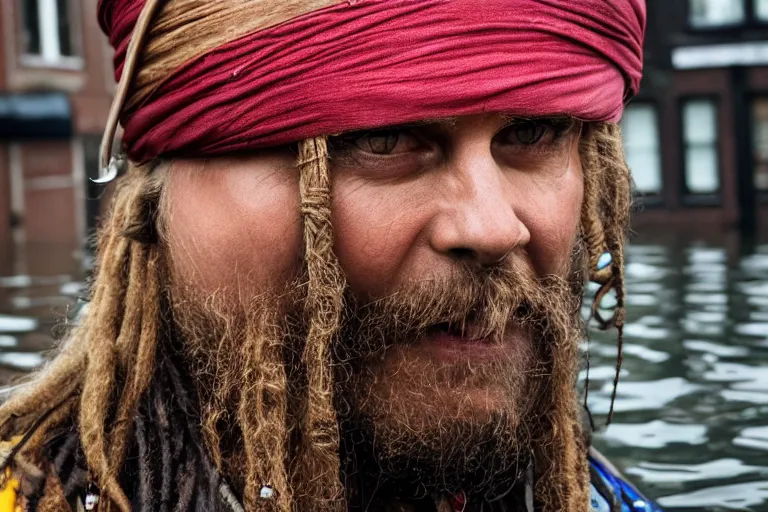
[587,235,768,511]
[0,234,767,510]
[0,243,87,389]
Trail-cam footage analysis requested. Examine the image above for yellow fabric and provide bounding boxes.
[0,437,23,512]
[0,468,19,512]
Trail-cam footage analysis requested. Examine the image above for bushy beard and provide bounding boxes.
[168,250,586,506]
[334,257,584,504]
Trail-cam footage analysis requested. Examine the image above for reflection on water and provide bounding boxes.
[0,244,86,380]
[587,237,768,511]
[0,236,767,511]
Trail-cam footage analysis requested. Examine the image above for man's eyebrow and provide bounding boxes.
[499,114,575,124]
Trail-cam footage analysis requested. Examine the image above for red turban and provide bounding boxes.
[100,0,646,163]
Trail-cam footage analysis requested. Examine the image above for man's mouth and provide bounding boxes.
[420,321,508,361]
[426,321,489,343]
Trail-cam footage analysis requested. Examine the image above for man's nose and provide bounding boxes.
[428,154,531,267]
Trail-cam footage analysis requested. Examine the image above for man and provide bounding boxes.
[0,0,659,510]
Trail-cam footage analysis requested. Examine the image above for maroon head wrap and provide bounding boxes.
[100,0,646,163]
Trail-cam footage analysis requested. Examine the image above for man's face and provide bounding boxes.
[167,113,583,290]
[165,112,585,485]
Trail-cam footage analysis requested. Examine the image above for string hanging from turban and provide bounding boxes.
[98,0,645,168]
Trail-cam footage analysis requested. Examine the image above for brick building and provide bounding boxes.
[0,0,112,276]
[626,0,768,233]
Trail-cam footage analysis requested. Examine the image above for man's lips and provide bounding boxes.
[420,322,506,360]
[426,322,488,343]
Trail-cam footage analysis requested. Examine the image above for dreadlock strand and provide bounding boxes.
[597,124,632,425]
[296,137,346,510]
[0,348,83,440]
[110,242,162,475]
[532,276,589,511]
[579,128,608,276]
[16,396,78,467]
[237,312,291,511]
[0,183,139,436]
[107,241,147,469]
[80,168,160,512]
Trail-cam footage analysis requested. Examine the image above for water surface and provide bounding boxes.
[588,235,768,511]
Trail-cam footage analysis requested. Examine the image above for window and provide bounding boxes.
[751,99,768,192]
[756,0,768,20]
[689,0,745,27]
[19,0,78,65]
[682,99,721,195]
[621,104,663,195]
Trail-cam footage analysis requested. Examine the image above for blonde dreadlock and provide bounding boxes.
[580,123,633,425]
[294,138,346,510]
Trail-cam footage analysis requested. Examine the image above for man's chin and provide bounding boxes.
[343,387,531,498]
[341,345,535,488]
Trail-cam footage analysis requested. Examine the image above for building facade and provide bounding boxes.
[0,0,111,276]
[627,0,768,232]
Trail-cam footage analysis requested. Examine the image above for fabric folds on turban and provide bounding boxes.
[100,0,646,163]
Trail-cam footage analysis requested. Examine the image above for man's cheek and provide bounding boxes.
[332,197,423,297]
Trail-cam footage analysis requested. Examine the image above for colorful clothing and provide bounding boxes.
[589,452,664,512]
[0,452,664,511]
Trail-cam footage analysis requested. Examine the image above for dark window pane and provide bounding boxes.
[56,0,74,56]
[20,0,41,55]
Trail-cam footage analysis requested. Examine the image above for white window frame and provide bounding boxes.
[682,98,721,196]
[19,0,82,69]
[689,0,746,28]
[621,103,663,195]
[756,0,768,21]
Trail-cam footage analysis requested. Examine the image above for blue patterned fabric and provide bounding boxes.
[589,453,664,512]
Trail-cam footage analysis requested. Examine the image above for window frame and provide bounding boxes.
[755,0,768,22]
[687,0,768,30]
[18,0,83,69]
[750,96,768,203]
[621,101,665,201]
[687,0,747,29]
[679,96,723,206]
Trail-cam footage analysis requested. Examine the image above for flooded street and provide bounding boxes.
[0,233,767,511]
[587,233,768,511]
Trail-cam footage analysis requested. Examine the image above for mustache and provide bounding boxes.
[337,258,575,356]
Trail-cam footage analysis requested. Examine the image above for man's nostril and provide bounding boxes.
[448,247,477,261]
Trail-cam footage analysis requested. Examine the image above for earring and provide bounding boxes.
[590,251,613,285]
[591,251,617,329]
[259,485,275,500]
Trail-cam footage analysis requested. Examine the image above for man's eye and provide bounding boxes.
[503,122,550,145]
[350,130,423,155]
[366,133,399,154]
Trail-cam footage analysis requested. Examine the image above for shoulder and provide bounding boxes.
[589,448,664,512]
